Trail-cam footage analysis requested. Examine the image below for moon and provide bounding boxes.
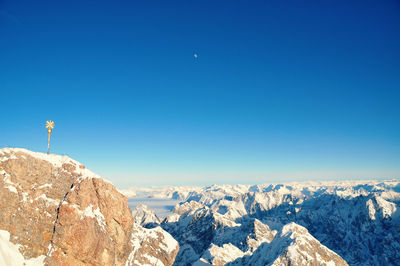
[194,53,198,59]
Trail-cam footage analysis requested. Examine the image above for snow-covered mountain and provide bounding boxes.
[125,179,400,265]
[2,147,398,265]
[229,222,347,266]
[132,204,161,227]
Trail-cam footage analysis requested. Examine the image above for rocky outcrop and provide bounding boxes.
[126,224,179,266]
[0,148,179,265]
[195,243,246,265]
[230,222,348,266]
[47,177,133,265]
[132,204,160,228]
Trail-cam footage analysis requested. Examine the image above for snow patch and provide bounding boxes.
[0,229,45,266]
[1,170,18,194]
[37,184,52,190]
[34,194,59,206]
[200,243,246,264]
[71,204,107,231]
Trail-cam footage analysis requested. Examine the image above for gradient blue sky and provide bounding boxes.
[1,0,399,188]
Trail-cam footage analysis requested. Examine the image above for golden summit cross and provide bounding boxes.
[45,120,55,154]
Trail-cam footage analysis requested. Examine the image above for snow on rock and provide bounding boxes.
[173,200,206,215]
[163,203,279,265]
[197,243,246,265]
[46,176,135,265]
[0,229,45,266]
[132,204,161,227]
[209,198,247,220]
[64,203,107,231]
[231,222,348,266]
[366,199,377,220]
[1,169,19,194]
[243,219,277,252]
[375,196,398,219]
[0,148,109,183]
[126,223,179,266]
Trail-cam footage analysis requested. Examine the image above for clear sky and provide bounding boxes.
[1,0,399,188]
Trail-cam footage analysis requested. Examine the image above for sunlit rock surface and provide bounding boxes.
[0,148,179,266]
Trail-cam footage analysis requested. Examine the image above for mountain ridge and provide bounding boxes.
[124,179,400,265]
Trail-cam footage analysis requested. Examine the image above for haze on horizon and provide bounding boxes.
[1,0,399,188]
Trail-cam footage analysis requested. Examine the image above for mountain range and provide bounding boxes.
[1,148,399,265]
[122,179,400,265]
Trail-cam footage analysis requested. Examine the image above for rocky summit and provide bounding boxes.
[0,148,178,266]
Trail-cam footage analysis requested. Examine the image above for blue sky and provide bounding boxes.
[1,0,399,188]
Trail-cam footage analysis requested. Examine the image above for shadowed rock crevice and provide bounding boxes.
[48,180,79,256]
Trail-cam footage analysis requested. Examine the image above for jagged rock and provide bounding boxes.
[0,148,88,261]
[210,218,277,254]
[143,181,400,265]
[164,202,280,265]
[165,199,347,266]
[230,222,348,266]
[0,148,179,265]
[233,218,276,252]
[173,201,205,215]
[164,204,277,265]
[195,243,246,265]
[132,204,160,228]
[126,224,179,266]
[163,205,240,265]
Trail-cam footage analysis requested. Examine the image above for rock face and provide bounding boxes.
[0,148,179,265]
[47,178,133,265]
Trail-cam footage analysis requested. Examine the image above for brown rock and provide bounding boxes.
[0,148,179,266]
[46,177,133,265]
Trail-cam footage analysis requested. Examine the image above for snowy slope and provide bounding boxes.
[126,223,179,266]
